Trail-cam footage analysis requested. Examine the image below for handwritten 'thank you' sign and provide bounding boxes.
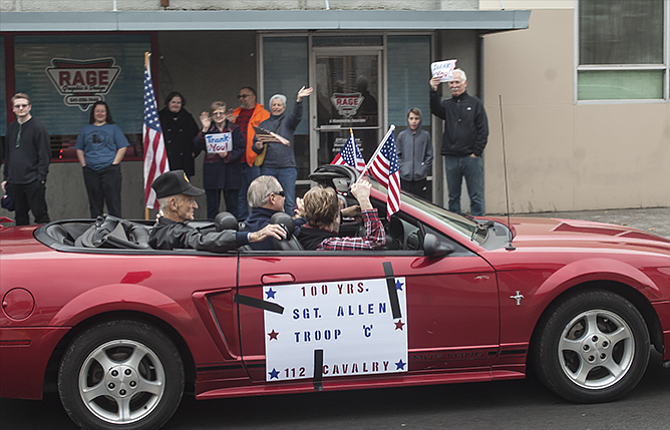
[263,277,408,382]
[205,132,232,153]
[431,59,457,82]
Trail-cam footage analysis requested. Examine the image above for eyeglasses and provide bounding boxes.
[212,112,226,116]
[237,94,250,99]
[267,190,285,199]
[13,104,29,109]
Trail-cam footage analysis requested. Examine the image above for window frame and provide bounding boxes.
[574,0,670,104]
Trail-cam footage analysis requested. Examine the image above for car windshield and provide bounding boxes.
[369,180,485,244]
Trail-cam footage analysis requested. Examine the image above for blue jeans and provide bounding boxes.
[206,188,239,221]
[445,155,484,216]
[237,164,261,221]
[260,166,297,215]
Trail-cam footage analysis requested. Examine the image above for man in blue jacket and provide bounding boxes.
[430,69,489,216]
[244,175,305,250]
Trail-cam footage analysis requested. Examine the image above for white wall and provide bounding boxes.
[1,0,478,12]
[483,9,670,213]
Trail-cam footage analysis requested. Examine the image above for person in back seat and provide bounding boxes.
[149,170,284,252]
[243,175,305,250]
[296,176,385,251]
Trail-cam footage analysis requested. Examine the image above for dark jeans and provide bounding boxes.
[401,178,428,199]
[237,163,261,221]
[206,188,240,221]
[6,180,50,226]
[445,155,484,216]
[82,164,122,218]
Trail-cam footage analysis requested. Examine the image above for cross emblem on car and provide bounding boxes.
[510,291,524,306]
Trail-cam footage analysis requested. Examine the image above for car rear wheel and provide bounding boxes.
[58,320,184,430]
[532,290,650,403]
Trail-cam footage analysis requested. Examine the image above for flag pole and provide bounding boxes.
[144,52,151,220]
[360,124,395,178]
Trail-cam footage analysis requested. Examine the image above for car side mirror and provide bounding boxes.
[423,233,454,257]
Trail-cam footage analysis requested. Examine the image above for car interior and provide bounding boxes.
[36,165,461,256]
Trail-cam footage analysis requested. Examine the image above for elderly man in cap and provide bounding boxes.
[149,170,285,252]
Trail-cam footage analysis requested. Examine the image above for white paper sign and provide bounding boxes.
[431,59,458,82]
[205,132,232,153]
[263,277,408,382]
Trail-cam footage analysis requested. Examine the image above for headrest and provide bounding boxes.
[215,212,239,232]
[270,212,295,235]
[309,165,360,194]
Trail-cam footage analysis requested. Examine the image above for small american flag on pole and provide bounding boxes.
[331,129,365,173]
[366,126,400,216]
[143,52,169,210]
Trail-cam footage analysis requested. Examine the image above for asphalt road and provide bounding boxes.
[2,352,669,430]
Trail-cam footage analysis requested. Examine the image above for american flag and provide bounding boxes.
[331,129,365,173]
[367,128,400,216]
[142,53,169,210]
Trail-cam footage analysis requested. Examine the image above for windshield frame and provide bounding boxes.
[369,180,487,244]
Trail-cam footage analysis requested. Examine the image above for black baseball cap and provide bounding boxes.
[151,170,204,199]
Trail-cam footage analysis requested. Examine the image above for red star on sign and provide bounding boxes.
[395,320,405,331]
[268,330,279,340]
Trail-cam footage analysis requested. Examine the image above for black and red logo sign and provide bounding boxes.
[46,58,121,111]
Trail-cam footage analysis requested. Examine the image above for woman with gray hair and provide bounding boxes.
[253,86,313,214]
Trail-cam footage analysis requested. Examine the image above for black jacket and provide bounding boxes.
[4,117,51,185]
[158,108,200,177]
[430,90,488,157]
[149,217,249,252]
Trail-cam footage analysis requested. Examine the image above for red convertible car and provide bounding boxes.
[2,167,670,430]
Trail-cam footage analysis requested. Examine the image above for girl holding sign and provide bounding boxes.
[195,101,245,221]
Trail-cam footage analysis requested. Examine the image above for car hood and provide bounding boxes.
[498,217,670,256]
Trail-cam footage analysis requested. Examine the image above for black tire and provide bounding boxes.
[532,290,650,403]
[58,320,184,430]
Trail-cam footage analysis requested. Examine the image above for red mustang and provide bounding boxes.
[2,170,669,430]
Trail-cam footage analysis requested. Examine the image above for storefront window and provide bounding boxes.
[578,0,666,101]
[262,37,310,179]
[1,36,6,139]
[13,34,151,159]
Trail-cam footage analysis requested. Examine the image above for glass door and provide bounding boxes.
[311,49,383,169]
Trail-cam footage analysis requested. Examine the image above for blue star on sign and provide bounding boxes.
[395,359,406,370]
[395,280,404,291]
[265,288,277,300]
[268,368,280,379]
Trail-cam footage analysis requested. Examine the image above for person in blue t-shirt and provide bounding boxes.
[75,101,129,218]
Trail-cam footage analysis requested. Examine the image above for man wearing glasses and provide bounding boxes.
[243,175,305,250]
[231,87,270,221]
[2,93,51,225]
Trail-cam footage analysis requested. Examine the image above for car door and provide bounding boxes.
[236,219,499,384]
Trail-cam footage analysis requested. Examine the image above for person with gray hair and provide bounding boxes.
[243,175,305,250]
[253,86,313,215]
[148,170,285,252]
[430,68,489,216]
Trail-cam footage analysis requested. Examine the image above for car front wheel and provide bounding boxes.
[58,320,184,430]
[533,289,650,403]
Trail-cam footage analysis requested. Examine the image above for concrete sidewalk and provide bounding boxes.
[497,207,670,240]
